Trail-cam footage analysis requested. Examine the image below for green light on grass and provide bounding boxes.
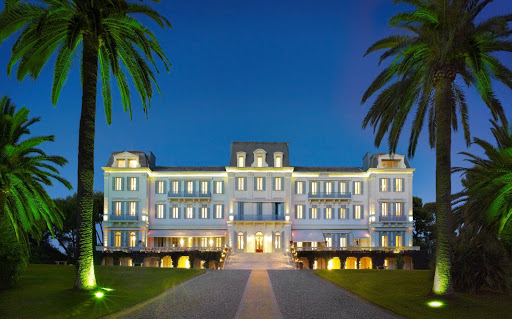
[427,300,444,308]
[95,291,104,298]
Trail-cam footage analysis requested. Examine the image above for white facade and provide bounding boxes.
[100,143,416,255]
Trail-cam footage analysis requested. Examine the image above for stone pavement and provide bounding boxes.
[235,270,282,319]
[223,252,295,270]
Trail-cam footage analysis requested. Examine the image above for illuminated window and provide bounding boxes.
[311,181,318,195]
[157,181,164,194]
[116,159,126,167]
[201,206,208,219]
[129,201,136,216]
[128,159,137,168]
[395,178,403,192]
[201,237,208,248]
[237,232,244,249]
[396,235,402,247]
[256,177,264,191]
[115,177,122,191]
[238,156,245,167]
[187,181,193,193]
[115,201,122,216]
[201,181,208,194]
[215,181,223,194]
[340,237,347,247]
[381,202,388,216]
[172,206,179,219]
[296,242,303,248]
[157,204,164,218]
[237,177,245,191]
[354,205,362,219]
[215,204,223,218]
[115,231,121,247]
[325,182,332,195]
[296,181,303,194]
[186,206,193,219]
[275,177,282,191]
[354,181,362,195]
[326,207,332,219]
[129,177,137,191]
[215,237,222,247]
[381,235,388,247]
[340,182,346,193]
[275,232,281,249]
[311,241,317,248]
[296,205,304,219]
[395,202,402,216]
[257,156,263,167]
[381,178,388,192]
[130,231,136,247]
[311,207,318,219]
[340,207,346,219]
[275,156,282,168]
[382,160,399,168]
[172,181,179,194]
[326,237,332,248]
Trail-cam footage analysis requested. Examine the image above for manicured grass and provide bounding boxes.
[316,270,512,319]
[0,264,204,319]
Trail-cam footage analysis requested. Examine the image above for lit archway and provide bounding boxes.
[255,231,264,253]
[360,257,372,269]
[327,257,341,270]
[178,256,190,268]
[162,256,173,268]
[345,257,357,269]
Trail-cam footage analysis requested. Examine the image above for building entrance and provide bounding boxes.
[255,231,264,253]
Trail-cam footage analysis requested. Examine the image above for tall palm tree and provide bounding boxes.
[0,95,71,288]
[361,0,512,295]
[0,0,171,290]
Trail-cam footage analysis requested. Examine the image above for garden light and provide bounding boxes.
[427,300,444,308]
[94,291,104,298]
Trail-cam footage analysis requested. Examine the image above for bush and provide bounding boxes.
[0,219,28,290]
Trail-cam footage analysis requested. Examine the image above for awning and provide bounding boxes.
[352,230,370,239]
[147,230,226,237]
[292,230,325,242]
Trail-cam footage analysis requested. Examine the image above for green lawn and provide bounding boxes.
[316,270,512,319]
[0,264,204,319]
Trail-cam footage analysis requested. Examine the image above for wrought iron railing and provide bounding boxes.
[379,215,408,222]
[308,192,351,199]
[167,191,211,198]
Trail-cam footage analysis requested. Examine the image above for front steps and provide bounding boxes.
[223,252,295,270]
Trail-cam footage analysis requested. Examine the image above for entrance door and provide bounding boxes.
[255,231,264,253]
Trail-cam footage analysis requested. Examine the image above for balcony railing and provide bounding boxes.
[308,192,351,199]
[379,215,408,222]
[234,214,285,221]
[97,246,224,252]
[168,191,211,198]
[109,215,138,221]
[295,246,420,252]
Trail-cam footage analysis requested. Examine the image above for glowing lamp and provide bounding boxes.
[95,291,104,298]
[427,300,444,308]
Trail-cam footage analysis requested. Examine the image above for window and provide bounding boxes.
[201,181,208,194]
[340,207,346,219]
[296,205,304,219]
[215,237,222,247]
[311,241,317,248]
[396,235,402,247]
[201,237,208,248]
[129,201,136,216]
[382,160,399,168]
[257,156,263,167]
[201,206,208,219]
[115,201,122,216]
[128,159,137,168]
[215,181,223,194]
[275,177,282,191]
[130,231,136,247]
[311,181,318,195]
[325,182,332,195]
[296,242,303,248]
[340,182,346,193]
[115,177,122,191]
[275,156,282,168]
[186,206,193,219]
[326,237,332,248]
[157,181,164,194]
[296,181,303,194]
[275,232,281,249]
[129,177,137,191]
[172,181,179,194]
[238,156,245,167]
[354,181,362,195]
[256,177,264,191]
[340,237,347,247]
[311,207,318,219]
[187,181,193,194]
[381,235,388,247]
[172,206,179,219]
[326,207,332,219]
[395,178,403,192]
[354,205,362,219]
[115,231,121,247]
[237,232,244,249]
[381,202,388,216]
[395,202,402,216]
[116,159,126,167]
[237,177,245,191]
[157,204,164,218]
[215,204,223,219]
[381,178,388,192]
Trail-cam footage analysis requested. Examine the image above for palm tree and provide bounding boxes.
[361,0,512,295]
[0,0,171,290]
[0,95,71,289]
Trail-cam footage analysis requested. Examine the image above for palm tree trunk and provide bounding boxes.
[432,76,454,295]
[73,33,99,290]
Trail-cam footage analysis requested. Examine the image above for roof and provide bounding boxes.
[154,166,226,172]
[106,151,149,167]
[293,166,363,172]
[229,142,290,167]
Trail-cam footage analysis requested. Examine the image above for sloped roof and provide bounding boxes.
[229,142,290,167]
[293,166,363,172]
[106,151,149,167]
[154,166,226,172]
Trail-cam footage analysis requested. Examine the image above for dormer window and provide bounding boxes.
[116,159,126,167]
[236,152,246,167]
[382,160,400,168]
[251,149,267,168]
[257,156,263,167]
[274,152,283,168]
[128,159,137,168]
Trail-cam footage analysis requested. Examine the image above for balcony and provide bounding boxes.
[308,192,351,199]
[379,215,408,222]
[295,246,420,252]
[168,191,211,199]
[108,215,138,221]
[233,214,285,221]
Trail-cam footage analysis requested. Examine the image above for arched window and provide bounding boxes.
[130,231,136,247]
[115,231,121,247]
[275,231,281,249]
[237,231,244,250]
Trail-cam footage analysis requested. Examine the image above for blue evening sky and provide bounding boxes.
[1,0,512,204]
